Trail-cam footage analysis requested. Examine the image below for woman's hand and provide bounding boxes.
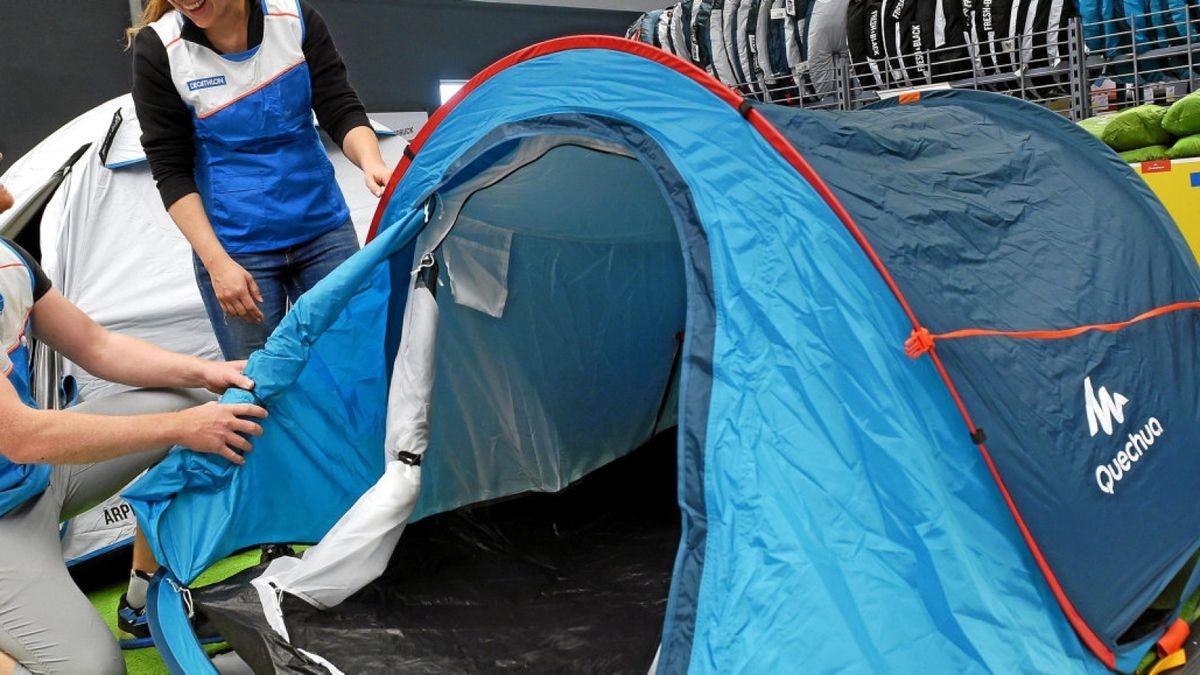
[208,256,265,323]
[362,159,391,197]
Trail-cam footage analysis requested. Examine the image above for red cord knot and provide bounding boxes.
[905,327,935,359]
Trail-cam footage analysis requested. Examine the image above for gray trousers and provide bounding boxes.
[0,388,212,675]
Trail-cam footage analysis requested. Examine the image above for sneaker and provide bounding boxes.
[117,592,225,650]
[117,593,154,650]
[260,543,297,564]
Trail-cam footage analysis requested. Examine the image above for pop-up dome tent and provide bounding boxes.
[126,36,1200,674]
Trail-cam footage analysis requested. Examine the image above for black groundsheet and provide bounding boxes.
[195,433,681,674]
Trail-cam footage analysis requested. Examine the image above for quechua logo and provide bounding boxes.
[1084,377,1165,495]
[1084,376,1128,436]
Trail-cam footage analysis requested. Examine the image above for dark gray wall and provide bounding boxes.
[321,0,637,113]
[0,0,637,172]
[0,0,134,172]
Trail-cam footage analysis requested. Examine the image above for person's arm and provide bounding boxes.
[168,195,264,322]
[340,126,390,197]
[132,30,264,322]
[131,29,200,215]
[30,288,255,392]
[0,375,265,465]
[302,1,392,196]
[0,288,269,465]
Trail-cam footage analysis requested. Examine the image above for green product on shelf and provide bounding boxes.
[1162,91,1200,137]
[1120,145,1172,162]
[1166,134,1200,159]
[1101,104,1173,152]
[1078,113,1117,138]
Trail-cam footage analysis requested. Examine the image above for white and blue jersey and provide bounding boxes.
[0,240,50,516]
[149,0,350,253]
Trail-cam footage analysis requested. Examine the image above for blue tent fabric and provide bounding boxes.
[760,91,1200,669]
[125,38,1197,673]
[126,209,424,582]
[146,572,214,675]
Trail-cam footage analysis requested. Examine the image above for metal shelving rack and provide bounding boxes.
[724,9,1199,120]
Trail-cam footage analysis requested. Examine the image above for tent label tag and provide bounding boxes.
[99,109,123,168]
[1141,160,1172,174]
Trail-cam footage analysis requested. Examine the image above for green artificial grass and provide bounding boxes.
[86,548,264,674]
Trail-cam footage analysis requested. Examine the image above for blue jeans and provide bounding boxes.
[194,220,360,360]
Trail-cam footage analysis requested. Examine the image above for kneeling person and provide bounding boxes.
[0,229,266,673]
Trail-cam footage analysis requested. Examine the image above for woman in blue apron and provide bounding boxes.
[129,0,391,361]
[126,0,391,640]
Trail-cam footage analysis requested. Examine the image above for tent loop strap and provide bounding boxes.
[408,194,440,281]
[415,252,436,274]
[411,252,440,298]
[904,299,1200,359]
[165,577,196,619]
[1157,619,1190,659]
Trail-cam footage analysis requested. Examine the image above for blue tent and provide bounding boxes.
[126,36,1200,674]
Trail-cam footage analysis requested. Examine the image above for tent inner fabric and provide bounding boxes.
[367,134,687,519]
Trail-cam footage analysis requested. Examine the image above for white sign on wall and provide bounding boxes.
[372,112,430,143]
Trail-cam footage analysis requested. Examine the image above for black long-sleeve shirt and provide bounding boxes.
[131,0,370,209]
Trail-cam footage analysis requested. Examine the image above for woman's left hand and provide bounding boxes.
[363,160,391,198]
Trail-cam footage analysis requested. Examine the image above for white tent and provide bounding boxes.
[0,94,418,565]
